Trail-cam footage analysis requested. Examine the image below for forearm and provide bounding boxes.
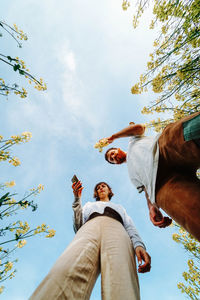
[144,187,155,210]
[111,124,145,140]
[72,196,83,232]
[124,214,146,250]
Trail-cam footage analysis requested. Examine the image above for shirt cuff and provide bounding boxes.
[133,241,146,250]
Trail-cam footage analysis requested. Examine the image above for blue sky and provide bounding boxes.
[1,0,188,299]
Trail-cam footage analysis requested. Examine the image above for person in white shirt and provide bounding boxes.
[29,181,151,300]
[103,112,200,241]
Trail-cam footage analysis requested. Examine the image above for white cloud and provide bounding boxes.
[64,51,76,72]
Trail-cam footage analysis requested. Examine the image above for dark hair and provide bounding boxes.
[93,182,114,201]
[104,147,118,164]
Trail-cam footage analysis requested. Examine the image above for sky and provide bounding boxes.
[0,0,189,299]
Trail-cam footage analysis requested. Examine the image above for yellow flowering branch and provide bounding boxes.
[172,223,200,299]
[0,182,55,292]
[0,21,47,99]
[0,132,32,167]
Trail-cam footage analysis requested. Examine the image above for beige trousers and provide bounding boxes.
[30,216,140,300]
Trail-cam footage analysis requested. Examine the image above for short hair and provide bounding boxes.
[104,147,118,164]
[93,182,114,201]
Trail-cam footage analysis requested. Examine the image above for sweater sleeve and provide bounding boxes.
[122,208,146,250]
[72,196,83,233]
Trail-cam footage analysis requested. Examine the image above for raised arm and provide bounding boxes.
[106,123,145,144]
[72,181,84,232]
[144,187,172,228]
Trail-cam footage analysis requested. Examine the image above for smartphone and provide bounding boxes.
[71,175,79,184]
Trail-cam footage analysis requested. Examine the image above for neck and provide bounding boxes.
[99,196,110,202]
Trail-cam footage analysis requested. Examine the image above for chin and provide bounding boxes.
[117,158,125,164]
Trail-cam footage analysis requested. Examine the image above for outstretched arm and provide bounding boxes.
[144,187,172,228]
[106,123,145,144]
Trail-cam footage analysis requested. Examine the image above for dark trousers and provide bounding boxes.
[156,112,200,241]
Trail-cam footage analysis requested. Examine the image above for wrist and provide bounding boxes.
[111,134,117,140]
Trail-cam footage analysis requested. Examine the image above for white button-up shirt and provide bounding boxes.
[127,134,160,204]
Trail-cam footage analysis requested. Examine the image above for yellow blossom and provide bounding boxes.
[176,70,185,80]
[122,0,130,10]
[16,240,27,248]
[0,286,4,294]
[131,83,141,94]
[21,131,32,141]
[149,20,155,29]
[37,184,44,193]
[10,157,21,167]
[153,40,159,47]
[9,272,15,279]
[94,138,110,153]
[34,223,48,234]
[6,198,17,206]
[46,229,56,238]
[5,262,13,272]
[161,26,168,34]
[147,61,155,70]
[5,180,16,188]
[152,74,164,93]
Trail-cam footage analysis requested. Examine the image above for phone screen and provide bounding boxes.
[71,175,79,184]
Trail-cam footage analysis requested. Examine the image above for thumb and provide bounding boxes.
[136,249,142,265]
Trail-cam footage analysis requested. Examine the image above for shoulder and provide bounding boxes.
[83,201,94,209]
[109,202,125,212]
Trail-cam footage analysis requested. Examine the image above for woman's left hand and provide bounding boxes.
[135,246,151,273]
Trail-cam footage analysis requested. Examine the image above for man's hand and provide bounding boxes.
[135,246,151,273]
[144,187,172,228]
[72,181,83,198]
[106,136,115,144]
[149,205,172,228]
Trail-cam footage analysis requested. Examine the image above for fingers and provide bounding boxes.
[150,214,172,228]
[135,248,142,266]
[158,217,172,228]
[72,181,84,197]
[135,247,151,273]
[107,136,114,144]
[150,215,165,226]
[138,251,151,273]
[72,180,81,188]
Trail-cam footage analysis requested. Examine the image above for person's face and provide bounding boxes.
[107,148,126,164]
[96,183,110,201]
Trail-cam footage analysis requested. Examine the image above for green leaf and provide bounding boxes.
[0,192,10,200]
[19,70,24,75]
[0,192,10,206]
[13,64,20,71]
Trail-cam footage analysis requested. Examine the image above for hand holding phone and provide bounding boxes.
[71,175,79,184]
[71,175,83,197]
